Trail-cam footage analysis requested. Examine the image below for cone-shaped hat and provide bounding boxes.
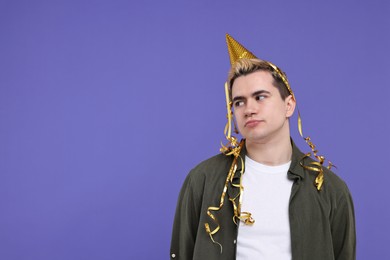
[226,34,257,66]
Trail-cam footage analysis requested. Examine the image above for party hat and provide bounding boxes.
[226,34,257,66]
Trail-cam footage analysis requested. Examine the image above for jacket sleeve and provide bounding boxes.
[330,185,356,260]
[170,171,204,259]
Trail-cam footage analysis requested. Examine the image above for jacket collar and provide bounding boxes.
[233,138,305,180]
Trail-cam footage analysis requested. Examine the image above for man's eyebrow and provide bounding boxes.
[232,90,271,102]
[252,90,271,96]
[232,95,245,103]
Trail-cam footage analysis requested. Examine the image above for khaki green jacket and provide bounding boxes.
[170,140,356,260]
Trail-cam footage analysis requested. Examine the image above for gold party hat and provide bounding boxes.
[226,34,294,97]
[226,34,257,66]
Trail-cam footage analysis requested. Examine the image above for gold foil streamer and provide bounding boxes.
[266,62,295,100]
[205,143,242,253]
[205,139,254,252]
[220,83,240,153]
[205,83,254,251]
[298,112,334,190]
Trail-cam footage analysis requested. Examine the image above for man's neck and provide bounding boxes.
[245,135,292,166]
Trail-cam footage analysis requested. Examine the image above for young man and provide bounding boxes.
[170,34,356,260]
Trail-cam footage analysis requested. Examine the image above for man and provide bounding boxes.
[170,34,356,260]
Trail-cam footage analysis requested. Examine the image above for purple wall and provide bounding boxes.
[1,0,389,259]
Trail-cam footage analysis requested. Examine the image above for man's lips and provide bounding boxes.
[245,120,263,127]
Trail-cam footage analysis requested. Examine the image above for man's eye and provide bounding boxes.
[234,101,244,107]
[255,95,265,101]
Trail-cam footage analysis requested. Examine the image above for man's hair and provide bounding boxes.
[227,58,291,100]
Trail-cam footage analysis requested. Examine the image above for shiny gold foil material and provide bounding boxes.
[205,140,245,253]
[207,81,255,249]
[226,34,257,66]
[266,62,295,100]
[298,135,335,191]
[298,111,334,190]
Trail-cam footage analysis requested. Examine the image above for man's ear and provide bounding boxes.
[285,95,296,118]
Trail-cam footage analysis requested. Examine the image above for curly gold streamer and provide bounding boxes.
[205,80,257,251]
[220,82,241,154]
[298,130,334,191]
[204,151,240,253]
[266,62,295,100]
[204,141,254,251]
[229,160,255,226]
[205,219,223,253]
[298,111,304,137]
[224,82,232,140]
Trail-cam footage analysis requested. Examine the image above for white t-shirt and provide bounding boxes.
[236,156,293,260]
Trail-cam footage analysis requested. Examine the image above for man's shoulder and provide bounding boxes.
[291,140,350,192]
[322,166,351,194]
[192,152,232,171]
[301,155,351,196]
[187,153,233,179]
[178,153,234,194]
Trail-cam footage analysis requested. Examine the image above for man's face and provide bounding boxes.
[231,70,295,143]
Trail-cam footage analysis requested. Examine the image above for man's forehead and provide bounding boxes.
[231,71,276,95]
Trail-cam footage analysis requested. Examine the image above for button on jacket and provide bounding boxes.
[170,140,356,260]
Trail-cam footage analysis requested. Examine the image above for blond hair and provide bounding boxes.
[227,58,291,100]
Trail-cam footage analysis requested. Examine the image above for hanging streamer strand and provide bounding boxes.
[297,111,334,190]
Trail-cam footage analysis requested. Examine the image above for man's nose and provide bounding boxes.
[244,99,257,117]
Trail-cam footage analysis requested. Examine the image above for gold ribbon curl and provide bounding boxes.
[204,83,254,253]
[265,63,334,191]
[298,111,334,191]
[267,62,334,190]
[220,83,239,154]
[204,155,238,254]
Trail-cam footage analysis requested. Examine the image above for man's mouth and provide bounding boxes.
[245,120,263,127]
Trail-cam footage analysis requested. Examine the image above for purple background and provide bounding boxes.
[1,0,389,259]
